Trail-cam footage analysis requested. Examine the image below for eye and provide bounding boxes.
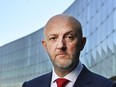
[65,34,74,41]
[49,36,57,41]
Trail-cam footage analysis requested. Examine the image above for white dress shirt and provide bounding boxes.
[51,61,83,87]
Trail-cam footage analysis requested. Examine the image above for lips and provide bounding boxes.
[56,53,67,57]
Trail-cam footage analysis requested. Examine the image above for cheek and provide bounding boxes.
[67,39,79,54]
[67,43,77,53]
[47,44,56,56]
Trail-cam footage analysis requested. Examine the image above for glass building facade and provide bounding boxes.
[0,0,116,87]
[64,0,116,80]
[0,29,52,87]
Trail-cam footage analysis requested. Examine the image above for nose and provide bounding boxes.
[56,38,66,49]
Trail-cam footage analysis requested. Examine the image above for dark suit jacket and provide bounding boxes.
[22,65,115,87]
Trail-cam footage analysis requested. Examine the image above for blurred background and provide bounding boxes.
[0,0,116,87]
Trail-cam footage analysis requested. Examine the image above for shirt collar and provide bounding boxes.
[51,61,83,83]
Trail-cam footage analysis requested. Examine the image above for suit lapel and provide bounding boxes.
[38,66,93,87]
[73,65,93,87]
[40,66,93,87]
[40,72,52,87]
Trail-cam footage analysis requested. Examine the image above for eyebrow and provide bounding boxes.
[47,30,75,37]
[64,30,76,37]
[65,30,74,34]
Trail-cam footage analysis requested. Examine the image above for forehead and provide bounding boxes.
[46,23,76,37]
[45,17,79,36]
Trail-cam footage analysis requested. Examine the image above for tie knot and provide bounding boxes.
[56,78,70,87]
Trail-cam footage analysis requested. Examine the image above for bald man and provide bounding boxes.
[22,14,116,87]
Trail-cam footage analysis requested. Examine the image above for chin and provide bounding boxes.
[55,59,73,69]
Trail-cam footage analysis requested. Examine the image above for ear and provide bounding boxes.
[42,40,48,51]
[80,37,86,51]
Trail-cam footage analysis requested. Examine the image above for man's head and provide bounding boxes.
[42,14,86,73]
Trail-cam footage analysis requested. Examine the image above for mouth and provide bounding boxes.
[56,53,67,57]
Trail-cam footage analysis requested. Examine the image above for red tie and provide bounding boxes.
[56,78,70,87]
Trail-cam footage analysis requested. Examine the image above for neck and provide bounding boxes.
[54,68,71,77]
[54,63,78,77]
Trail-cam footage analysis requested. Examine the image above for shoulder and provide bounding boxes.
[111,83,116,87]
[22,72,52,87]
[79,65,114,87]
[90,71,113,84]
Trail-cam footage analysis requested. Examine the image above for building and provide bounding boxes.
[0,0,116,87]
[64,0,116,80]
[0,29,52,87]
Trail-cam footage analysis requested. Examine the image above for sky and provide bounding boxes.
[0,0,75,46]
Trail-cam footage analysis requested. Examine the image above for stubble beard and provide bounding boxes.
[48,52,78,71]
[53,57,74,70]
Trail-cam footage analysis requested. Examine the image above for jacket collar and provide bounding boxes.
[39,72,52,87]
[73,65,93,87]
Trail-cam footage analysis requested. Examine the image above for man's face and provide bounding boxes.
[42,17,84,70]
